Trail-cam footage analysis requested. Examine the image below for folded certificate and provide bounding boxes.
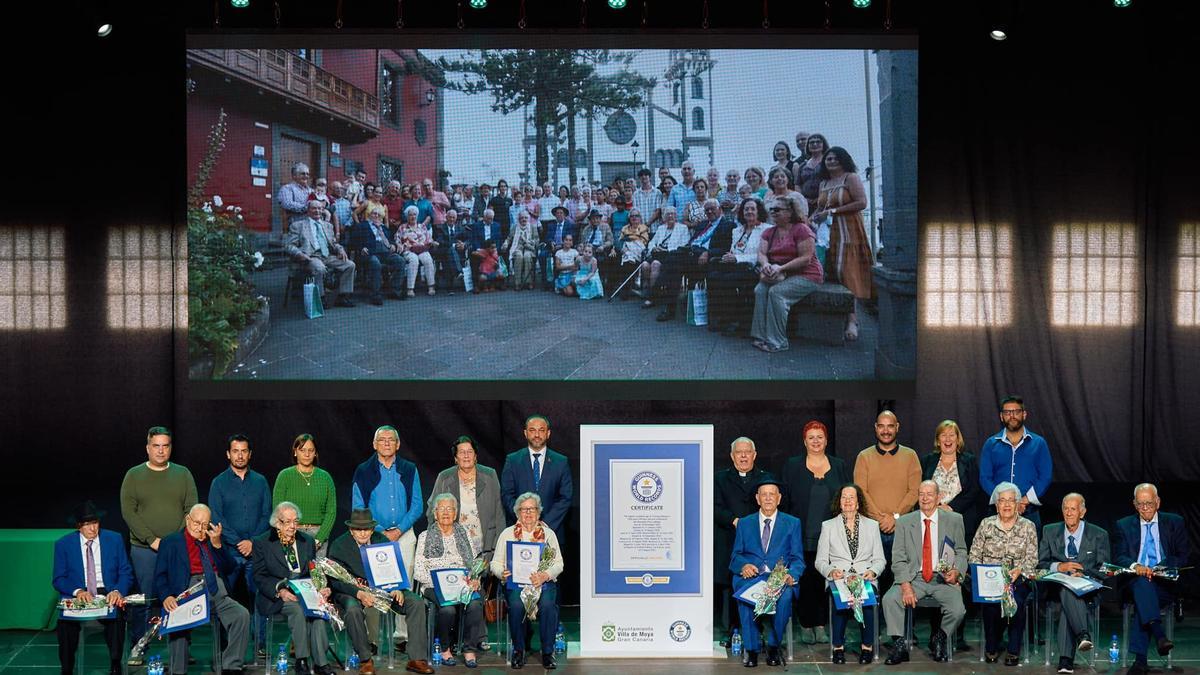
[830,579,877,609]
[159,593,210,635]
[360,541,410,591]
[733,579,774,613]
[431,567,479,606]
[1040,572,1105,596]
[60,605,116,621]
[506,541,546,590]
[971,563,1005,603]
[288,578,332,620]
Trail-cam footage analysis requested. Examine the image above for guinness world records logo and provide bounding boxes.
[631,471,664,503]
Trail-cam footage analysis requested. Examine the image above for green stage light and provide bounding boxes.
[1113,0,1131,6]
[469,0,487,8]
[230,0,249,7]
[609,0,627,8]
[852,0,871,8]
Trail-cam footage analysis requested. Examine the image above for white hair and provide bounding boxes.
[428,493,459,520]
[990,481,1021,505]
[270,501,302,527]
[188,503,211,519]
[730,437,756,452]
[373,425,399,443]
[1133,483,1159,499]
[1061,492,1087,510]
[403,205,419,218]
[703,198,720,209]
[483,208,495,217]
[291,162,309,177]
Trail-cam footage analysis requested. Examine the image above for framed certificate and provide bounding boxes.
[732,579,773,613]
[1039,572,1105,597]
[60,605,116,621]
[506,541,546,590]
[829,579,878,609]
[431,568,479,606]
[287,578,332,620]
[159,593,210,635]
[970,563,1005,603]
[360,541,410,591]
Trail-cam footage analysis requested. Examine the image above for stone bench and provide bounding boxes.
[787,282,855,345]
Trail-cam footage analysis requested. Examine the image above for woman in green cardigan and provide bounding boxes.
[273,433,337,556]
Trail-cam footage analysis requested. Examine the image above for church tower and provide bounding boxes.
[667,49,715,169]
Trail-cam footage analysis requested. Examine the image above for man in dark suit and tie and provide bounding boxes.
[729,478,804,667]
[1112,483,1189,675]
[52,501,134,675]
[154,504,250,675]
[539,206,576,290]
[1038,492,1110,674]
[715,437,773,645]
[348,209,407,304]
[500,414,574,537]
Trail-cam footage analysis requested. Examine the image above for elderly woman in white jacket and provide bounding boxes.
[815,483,887,664]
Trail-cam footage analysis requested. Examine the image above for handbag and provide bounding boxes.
[302,276,324,319]
[686,281,709,326]
[483,579,499,623]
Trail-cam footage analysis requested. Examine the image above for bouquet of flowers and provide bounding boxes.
[754,559,790,619]
[129,581,204,660]
[1100,562,1190,581]
[311,558,398,616]
[520,545,557,621]
[459,552,489,605]
[999,564,1022,619]
[57,596,112,612]
[843,574,868,625]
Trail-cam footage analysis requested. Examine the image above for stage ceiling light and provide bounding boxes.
[852,0,871,8]
[469,0,487,8]
[230,0,250,7]
[1113,0,1131,6]
[989,28,1007,40]
[97,23,113,36]
[609,0,627,8]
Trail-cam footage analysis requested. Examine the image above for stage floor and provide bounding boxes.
[3,608,1196,673]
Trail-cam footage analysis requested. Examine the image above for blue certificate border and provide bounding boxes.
[360,541,410,591]
[506,540,546,590]
[431,567,478,606]
[970,563,1004,603]
[159,593,210,635]
[593,441,701,595]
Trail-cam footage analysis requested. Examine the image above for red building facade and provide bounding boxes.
[186,48,443,232]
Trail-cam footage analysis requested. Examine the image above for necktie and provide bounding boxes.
[1143,524,1159,566]
[532,453,542,491]
[85,540,98,595]
[312,220,330,257]
[1067,534,1078,559]
[922,518,934,583]
[761,518,772,555]
[198,540,219,596]
[285,542,299,572]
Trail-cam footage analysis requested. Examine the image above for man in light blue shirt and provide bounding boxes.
[667,161,698,213]
[979,395,1053,529]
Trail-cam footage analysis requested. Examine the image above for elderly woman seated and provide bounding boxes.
[396,205,438,297]
[968,481,1039,666]
[490,492,565,670]
[413,493,487,668]
[814,483,886,664]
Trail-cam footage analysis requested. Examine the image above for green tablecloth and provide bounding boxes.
[0,528,74,629]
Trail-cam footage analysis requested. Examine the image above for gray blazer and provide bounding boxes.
[285,217,344,259]
[892,509,968,584]
[814,515,887,579]
[1038,521,1110,578]
[428,465,505,561]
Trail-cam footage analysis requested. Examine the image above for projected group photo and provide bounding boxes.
[184,46,917,384]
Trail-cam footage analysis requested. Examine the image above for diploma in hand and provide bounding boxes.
[507,541,546,590]
[431,568,472,606]
[971,563,1006,603]
[361,541,410,591]
[733,579,773,614]
[159,592,210,635]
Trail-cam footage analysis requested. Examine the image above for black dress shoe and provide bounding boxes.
[858,648,874,664]
[883,644,909,666]
[743,650,758,667]
[985,652,999,663]
[334,294,356,307]
[1157,636,1174,656]
[542,653,557,670]
[109,663,123,675]
[831,648,846,664]
[370,293,384,305]
[1057,656,1075,673]
[510,650,525,669]
[1076,631,1093,652]
[314,664,338,675]
[295,657,312,675]
[1004,652,1020,666]
[765,646,780,666]
[655,308,674,321]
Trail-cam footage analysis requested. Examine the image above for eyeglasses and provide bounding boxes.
[434,506,456,513]
[996,497,1018,505]
[1134,501,1157,508]
[517,507,539,513]
[1000,409,1026,417]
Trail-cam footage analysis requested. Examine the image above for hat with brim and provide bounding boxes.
[587,208,603,219]
[344,508,379,530]
[69,500,106,525]
[755,477,783,492]
[552,205,569,217]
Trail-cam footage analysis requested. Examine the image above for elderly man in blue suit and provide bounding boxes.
[729,478,804,668]
[52,501,134,675]
[1113,483,1190,675]
[500,414,574,538]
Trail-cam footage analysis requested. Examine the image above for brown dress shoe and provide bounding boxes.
[406,659,435,674]
[359,659,376,675]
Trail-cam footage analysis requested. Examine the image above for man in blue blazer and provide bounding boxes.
[500,414,574,537]
[729,478,804,667]
[1112,483,1190,675]
[154,504,250,675]
[52,501,134,675]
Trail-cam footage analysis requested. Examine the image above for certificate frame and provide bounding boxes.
[970,563,1005,603]
[360,541,410,591]
[431,567,478,606]
[829,579,878,609]
[1039,571,1105,597]
[60,606,117,621]
[506,540,546,590]
[287,578,332,620]
[733,578,773,613]
[159,593,210,635]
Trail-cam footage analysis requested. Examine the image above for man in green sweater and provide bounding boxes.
[119,426,198,653]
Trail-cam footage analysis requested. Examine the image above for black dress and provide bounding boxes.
[781,454,852,628]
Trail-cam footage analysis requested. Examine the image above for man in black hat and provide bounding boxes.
[540,205,576,290]
[52,501,134,675]
[327,509,433,675]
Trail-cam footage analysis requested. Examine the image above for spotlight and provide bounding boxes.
[97,23,113,36]
[231,0,250,7]
[1113,0,1131,5]
[469,0,487,7]
[989,28,1007,40]
[852,0,871,7]
[609,0,627,8]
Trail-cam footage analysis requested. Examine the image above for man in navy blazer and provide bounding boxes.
[500,414,574,538]
[729,478,804,667]
[538,206,576,289]
[52,501,134,675]
[154,504,250,675]
[1112,483,1190,675]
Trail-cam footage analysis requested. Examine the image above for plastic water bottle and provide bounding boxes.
[1109,634,1120,664]
[432,638,443,666]
[347,651,360,671]
[731,629,743,656]
[555,623,566,653]
[147,656,160,675]
[277,643,290,673]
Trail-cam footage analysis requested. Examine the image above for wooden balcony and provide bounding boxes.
[188,49,380,137]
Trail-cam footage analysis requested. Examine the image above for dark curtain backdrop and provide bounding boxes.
[4,1,1200,605]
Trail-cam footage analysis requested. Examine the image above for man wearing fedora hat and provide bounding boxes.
[52,501,134,675]
[327,509,433,675]
[540,205,576,290]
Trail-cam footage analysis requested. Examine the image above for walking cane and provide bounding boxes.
[608,246,652,302]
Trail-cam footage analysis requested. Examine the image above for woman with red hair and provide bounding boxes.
[780,420,852,644]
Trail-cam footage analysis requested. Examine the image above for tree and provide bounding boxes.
[434,49,654,186]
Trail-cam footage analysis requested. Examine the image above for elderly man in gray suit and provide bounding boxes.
[286,200,357,307]
[882,480,968,665]
[1039,493,1110,674]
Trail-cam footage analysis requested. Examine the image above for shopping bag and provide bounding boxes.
[462,264,474,293]
[686,282,708,326]
[498,257,510,277]
[303,277,324,319]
